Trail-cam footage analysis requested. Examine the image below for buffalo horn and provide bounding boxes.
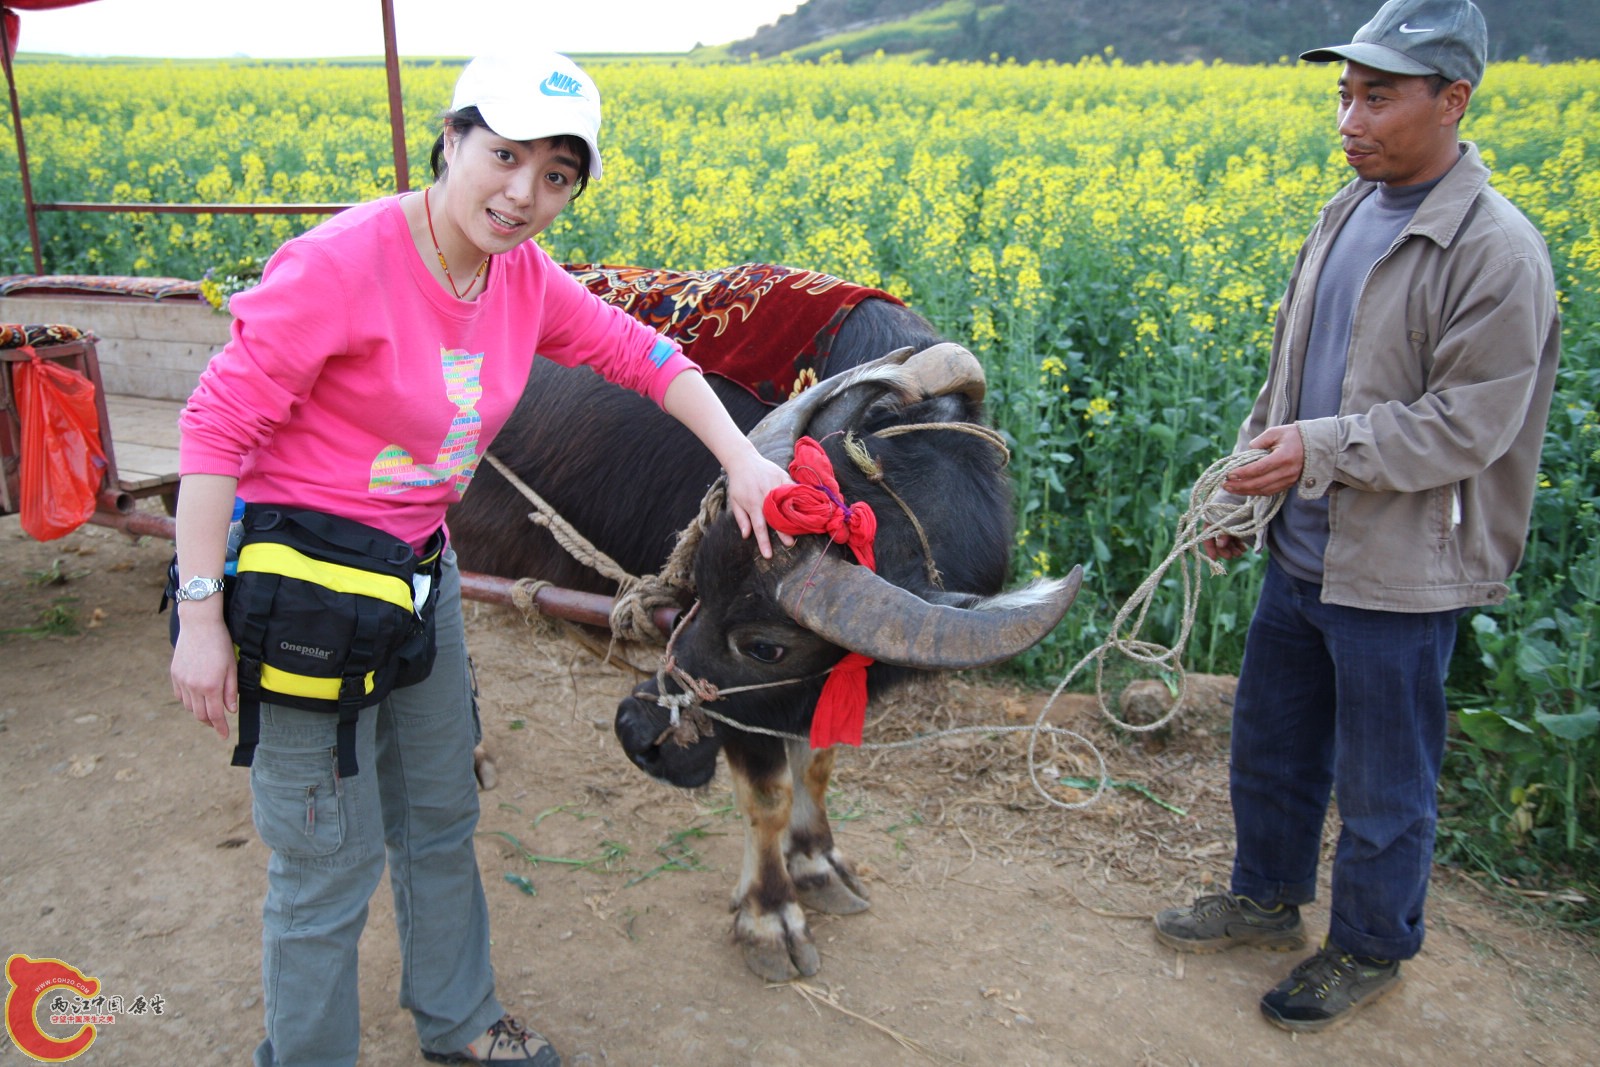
[804,341,991,444]
[746,343,988,467]
[747,346,916,466]
[899,342,987,404]
[775,548,1083,670]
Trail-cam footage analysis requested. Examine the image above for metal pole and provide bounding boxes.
[379,0,410,193]
[1,15,45,274]
[5,2,404,260]
[33,201,357,216]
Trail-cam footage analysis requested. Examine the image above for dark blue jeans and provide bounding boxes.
[1229,558,1459,961]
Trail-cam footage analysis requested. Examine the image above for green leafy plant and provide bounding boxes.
[624,827,715,887]
[199,257,265,313]
[0,598,81,637]
[477,829,629,872]
[29,559,89,586]
[1450,535,1600,903]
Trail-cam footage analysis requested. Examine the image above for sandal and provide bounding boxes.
[422,1014,561,1066]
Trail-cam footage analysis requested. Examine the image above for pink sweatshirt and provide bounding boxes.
[179,195,697,548]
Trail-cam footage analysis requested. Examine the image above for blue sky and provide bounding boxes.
[12,0,806,58]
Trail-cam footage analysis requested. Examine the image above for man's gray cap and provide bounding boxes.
[1301,0,1488,87]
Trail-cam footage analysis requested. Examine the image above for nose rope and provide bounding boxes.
[646,601,823,733]
[638,665,822,750]
[653,603,703,728]
[646,654,828,722]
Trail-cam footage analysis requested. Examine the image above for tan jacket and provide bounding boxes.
[1233,143,1561,612]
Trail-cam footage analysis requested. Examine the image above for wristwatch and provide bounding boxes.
[173,575,226,602]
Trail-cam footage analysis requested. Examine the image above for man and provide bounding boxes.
[1153,0,1560,1034]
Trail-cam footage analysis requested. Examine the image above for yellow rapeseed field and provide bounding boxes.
[6,55,1600,877]
[2,56,1597,660]
[5,58,1596,324]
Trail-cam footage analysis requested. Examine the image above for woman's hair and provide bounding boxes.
[429,106,592,200]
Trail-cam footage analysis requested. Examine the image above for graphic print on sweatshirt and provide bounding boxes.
[368,345,484,496]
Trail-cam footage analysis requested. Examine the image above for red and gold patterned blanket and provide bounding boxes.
[563,263,901,405]
[0,274,202,301]
[0,323,86,350]
[0,265,898,403]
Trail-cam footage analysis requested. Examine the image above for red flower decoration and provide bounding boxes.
[763,436,877,572]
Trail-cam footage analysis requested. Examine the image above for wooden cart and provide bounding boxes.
[0,316,197,522]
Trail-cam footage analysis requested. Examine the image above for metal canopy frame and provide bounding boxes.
[1,0,411,275]
[0,2,664,629]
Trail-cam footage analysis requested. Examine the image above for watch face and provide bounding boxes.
[179,576,224,601]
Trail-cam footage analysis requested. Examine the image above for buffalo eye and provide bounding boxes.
[741,640,786,664]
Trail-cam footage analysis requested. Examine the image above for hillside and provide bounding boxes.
[726,0,1596,64]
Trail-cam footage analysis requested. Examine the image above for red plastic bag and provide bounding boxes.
[13,345,106,540]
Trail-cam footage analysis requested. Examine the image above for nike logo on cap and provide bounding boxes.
[539,72,585,98]
[1398,23,1434,33]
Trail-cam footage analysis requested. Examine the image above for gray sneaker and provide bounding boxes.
[1259,944,1402,1032]
[1153,892,1306,953]
[422,1014,561,1066]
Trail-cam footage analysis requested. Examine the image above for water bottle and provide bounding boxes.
[223,497,246,576]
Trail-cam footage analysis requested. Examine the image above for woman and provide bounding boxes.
[168,52,790,1067]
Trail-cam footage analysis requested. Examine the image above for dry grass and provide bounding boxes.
[835,673,1240,905]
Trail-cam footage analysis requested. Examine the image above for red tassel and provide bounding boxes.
[764,437,881,748]
[809,652,873,748]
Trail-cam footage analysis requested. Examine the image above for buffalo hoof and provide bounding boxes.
[473,743,498,791]
[792,848,870,915]
[734,901,820,981]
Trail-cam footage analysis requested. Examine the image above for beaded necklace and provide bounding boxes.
[423,187,488,299]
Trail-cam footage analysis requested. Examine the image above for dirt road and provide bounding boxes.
[2,514,1595,1066]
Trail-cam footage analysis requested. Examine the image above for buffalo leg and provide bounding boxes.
[472,743,498,790]
[725,738,819,981]
[784,739,869,914]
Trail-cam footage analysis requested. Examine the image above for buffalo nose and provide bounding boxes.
[614,695,664,756]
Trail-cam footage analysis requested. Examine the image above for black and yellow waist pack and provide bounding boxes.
[168,504,444,777]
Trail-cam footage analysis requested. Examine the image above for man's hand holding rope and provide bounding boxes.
[1206,424,1305,560]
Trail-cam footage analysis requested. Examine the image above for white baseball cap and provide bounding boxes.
[451,52,604,179]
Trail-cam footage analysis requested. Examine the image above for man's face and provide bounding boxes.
[1336,61,1468,186]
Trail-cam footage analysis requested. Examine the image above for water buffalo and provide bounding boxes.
[449,269,1081,981]
[451,288,943,594]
